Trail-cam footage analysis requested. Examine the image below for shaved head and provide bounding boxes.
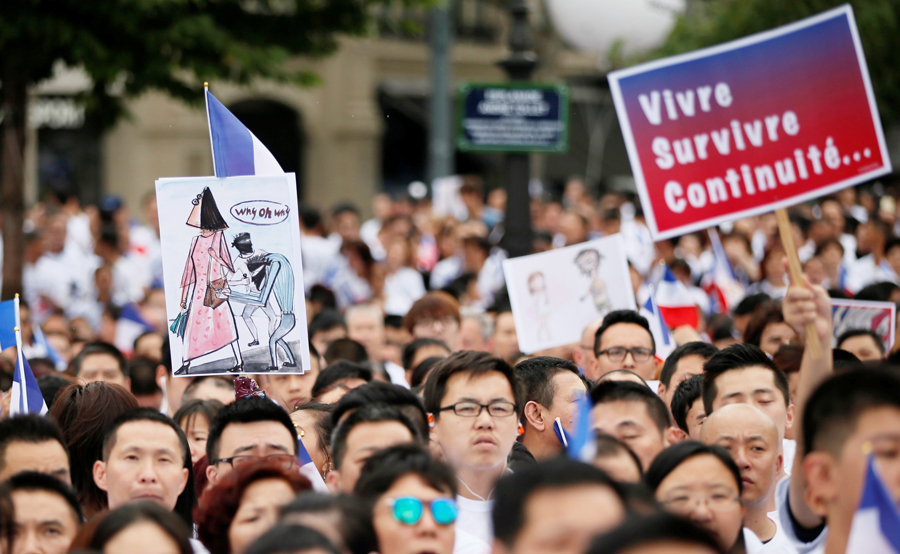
[700,403,778,444]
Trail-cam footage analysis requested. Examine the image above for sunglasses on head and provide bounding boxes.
[387,496,458,526]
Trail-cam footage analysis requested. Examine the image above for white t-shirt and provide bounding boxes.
[756,519,800,553]
[771,475,828,554]
[383,267,426,316]
[453,496,493,554]
[783,439,796,477]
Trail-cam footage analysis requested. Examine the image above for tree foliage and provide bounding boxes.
[657,0,900,125]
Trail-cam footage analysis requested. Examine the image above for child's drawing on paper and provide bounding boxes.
[574,248,611,316]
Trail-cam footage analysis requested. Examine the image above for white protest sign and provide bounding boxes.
[503,234,636,353]
[831,298,896,350]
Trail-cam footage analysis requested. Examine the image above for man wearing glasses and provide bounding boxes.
[423,350,523,554]
[205,396,299,486]
[593,310,658,381]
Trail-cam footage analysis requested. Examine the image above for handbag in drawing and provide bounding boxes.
[203,255,228,309]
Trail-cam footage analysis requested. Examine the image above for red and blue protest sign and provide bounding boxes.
[609,5,891,240]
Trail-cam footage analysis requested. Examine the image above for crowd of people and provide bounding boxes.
[0,175,898,554]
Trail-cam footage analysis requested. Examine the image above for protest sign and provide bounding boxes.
[502,234,636,353]
[608,5,891,240]
[156,173,311,377]
[831,298,896,350]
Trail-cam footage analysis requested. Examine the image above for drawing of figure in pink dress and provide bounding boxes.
[175,187,243,375]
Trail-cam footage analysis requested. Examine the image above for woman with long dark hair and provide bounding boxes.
[177,187,243,374]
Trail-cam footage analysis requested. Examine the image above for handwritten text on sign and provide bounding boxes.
[608,6,891,240]
[230,201,290,226]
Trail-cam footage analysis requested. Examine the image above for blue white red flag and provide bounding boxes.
[298,435,329,493]
[0,297,48,415]
[656,266,700,330]
[703,228,745,314]
[205,87,284,177]
[566,393,595,463]
[846,455,900,553]
[640,293,676,361]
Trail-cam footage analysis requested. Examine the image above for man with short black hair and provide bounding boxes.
[182,375,235,405]
[670,374,705,440]
[492,458,628,554]
[308,309,348,356]
[702,343,794,475]
[593,310,657,381]
[424,350,523,554]
[0,414,70,484]
[835,328,886,362]
[331,381,429,440]
[70,341,129,387]
[657,342,717,413]
[515,357,588,461]
[489,310,519,364]
[312,361,373,403]
[590,381,677,471]
[732,293,771,339]
[205,396,298,485]
[327,403,421,493]
[93,408,194,526]
[9,471,82,554]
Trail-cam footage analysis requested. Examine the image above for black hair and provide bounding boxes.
[101,408,196,527]
[330,404,421,471]
[701,343,789,415]
[37,374,72,411]
[732,293,771,317]
[644,441,742,497]
[492,458,627,547]
[590,381,671,433]
[594,310,655,355]
[70,341,126,377]
[280,493,378,554]
[299,204,323,231]
[593,432,643,478]
[586,512,725,554]
[514,356,582,409]
[311,361,373,399]
[833,348,865,372]
[597,369,649,387]
[659,342,718,387]
[743,303,787,348]
[409,356,444,389]
[7,471,83,521]
[172,399,225,433]
[161,336,173,373]
[423,350,524,421]
[308,285,337,311]
[232,232,253,254]
[323,339,369,365]
[97,223,119,249]
[308,309,347,338]
[332,203,360,219]
[855,281,900,302]
[331,382,428,440]
[291,402,334,472]
[802,367,900,458]
[206,396,298,462]
[0,414,68,475]
[384,315,404,329]
[354,443,456,500]
[671,375,704,434]
[82,501,193,554]
[402,338,450,371]
[244,524,339,554]
[182,375,233,402]
[198,187,228,232]
[836,328,886,355]
[126,357,161,397]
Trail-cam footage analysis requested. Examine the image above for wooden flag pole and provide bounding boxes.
[774,208,822,359]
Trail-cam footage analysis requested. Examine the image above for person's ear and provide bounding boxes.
[803,452,837,518]
[669,427,688,443]
[178,467,189,496]
[326,470,341,494]
[775,452,784,477]
[657,382,667,399]
[491,538,510,554]
[206,463,218,486]
[785,402,795,431]
[522,401,545,432]
[93,460,108,491]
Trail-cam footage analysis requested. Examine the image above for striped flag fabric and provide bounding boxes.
[703,228,745,314]
[298,435,329,493]
[656,265,700,330]
[640,293,676,361]
[846,455,900,553]
[0,297,48,416]
[205,86,284,178]
[566,393,596,463]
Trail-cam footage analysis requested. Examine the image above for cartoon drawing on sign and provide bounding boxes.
[228,232,277,347]
[226,242,298,371]
[175,187,243,375]
[527,271,551,342]
[574,249,611,316]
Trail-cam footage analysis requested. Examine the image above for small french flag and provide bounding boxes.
[640,293,675,361]
[298,435,329,493]
[0,297,48,416]
[205,86,284,178]
[846,455,900,553]
[656,265,700,330]
[703,229,745,315]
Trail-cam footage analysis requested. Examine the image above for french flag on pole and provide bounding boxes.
[205,85,284,177]
[0,296,48,416]
[298,435,329,493]
[656,265,700,330]
[703,228,745,315]
[640,293,676,361]
[566,393,596,463]
[846,455,900,553]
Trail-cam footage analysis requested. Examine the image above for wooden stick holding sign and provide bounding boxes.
[775,208,822,359]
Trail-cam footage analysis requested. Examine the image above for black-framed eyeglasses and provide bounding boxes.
[213,454,296,470]
[439,401,516,418]
[596,346,655,363]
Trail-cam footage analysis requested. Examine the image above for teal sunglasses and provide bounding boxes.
[388,496,458,525]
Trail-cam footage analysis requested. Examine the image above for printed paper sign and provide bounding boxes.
[156,174,311,376]
[608,6,891,240]
[832,298,895,350]
[503,234,636,353]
